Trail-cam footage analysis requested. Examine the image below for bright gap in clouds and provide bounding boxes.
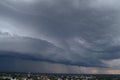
[0,20,16,36]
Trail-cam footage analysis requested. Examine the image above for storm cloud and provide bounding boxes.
[0,0,120,73]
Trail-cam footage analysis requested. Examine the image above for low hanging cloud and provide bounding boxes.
[0,32,105,67]
[0,0,120,73]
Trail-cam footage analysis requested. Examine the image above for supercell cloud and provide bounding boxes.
[0,0,120,73]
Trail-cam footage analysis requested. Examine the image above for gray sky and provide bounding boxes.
[0,0,120,74]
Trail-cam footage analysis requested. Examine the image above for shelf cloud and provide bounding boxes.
[0,0,120,73]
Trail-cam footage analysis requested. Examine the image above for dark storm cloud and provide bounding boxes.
[0,33,105,67]
[0,0,120,71]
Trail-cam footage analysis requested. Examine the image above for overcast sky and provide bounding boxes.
[0,0,120,74]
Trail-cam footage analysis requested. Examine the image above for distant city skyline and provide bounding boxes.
[0,0,120,74]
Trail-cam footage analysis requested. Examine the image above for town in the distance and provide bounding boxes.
[0,72,120,80]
